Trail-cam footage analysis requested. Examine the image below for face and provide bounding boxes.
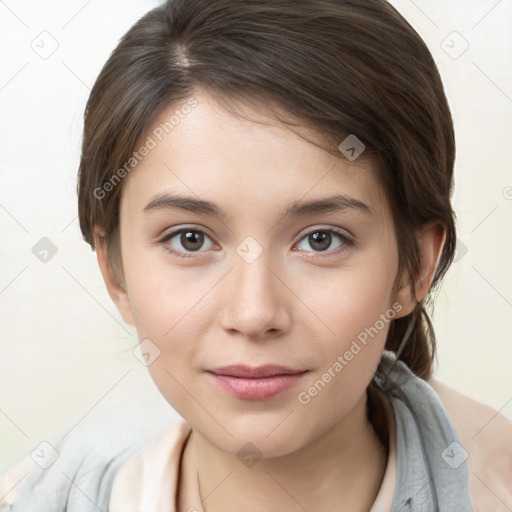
[112,91,408,458]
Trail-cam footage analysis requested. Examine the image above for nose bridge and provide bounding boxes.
[221,243,289,337]
[234,249,275,301]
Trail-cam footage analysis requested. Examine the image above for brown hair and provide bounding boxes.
[77,0,456,381]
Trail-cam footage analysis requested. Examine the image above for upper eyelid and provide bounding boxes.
[159,225,214,241]
[160,224,350,238]
[296,225,353,240]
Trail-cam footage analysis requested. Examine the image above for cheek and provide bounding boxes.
[293,277,396,439]
[123,262,211,418]
[305,254,398,343]
[123,241,210,342]
[127,276,212,382]
[122,252,216,398]
[296,251,398,388]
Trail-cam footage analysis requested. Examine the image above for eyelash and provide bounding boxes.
[157,226,354,259]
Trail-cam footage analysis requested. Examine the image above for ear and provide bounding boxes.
[394,222,446,318]
[93,228,135,326]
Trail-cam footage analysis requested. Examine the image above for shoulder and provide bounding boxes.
[109,420,192,511]
[0,423,153,511]
[428,377,512,512]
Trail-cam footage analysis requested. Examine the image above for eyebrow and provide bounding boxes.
[143,192,372,218]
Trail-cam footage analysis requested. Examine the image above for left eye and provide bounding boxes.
[295,229,351,254]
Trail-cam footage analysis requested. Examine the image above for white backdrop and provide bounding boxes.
[1,0,511,470]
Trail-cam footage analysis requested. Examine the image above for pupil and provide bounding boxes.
[182,231,203,251]
[310,232,330,251]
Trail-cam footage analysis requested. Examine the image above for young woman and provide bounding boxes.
[1,1,510,510]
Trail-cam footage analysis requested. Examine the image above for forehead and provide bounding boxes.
[120,91,390,222]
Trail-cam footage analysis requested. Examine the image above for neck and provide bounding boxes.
[184,390,388,512]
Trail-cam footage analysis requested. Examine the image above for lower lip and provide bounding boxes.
[208,372,308,400]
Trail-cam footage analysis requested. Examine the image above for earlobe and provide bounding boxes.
[93,228,135,326]
[394,223,446,318]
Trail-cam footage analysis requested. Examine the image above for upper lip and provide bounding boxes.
[207,365,308,378]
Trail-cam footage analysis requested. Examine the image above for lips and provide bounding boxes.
[206,365,309,400]
[208,364,306,378]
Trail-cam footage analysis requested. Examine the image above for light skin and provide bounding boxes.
[95,91,444,511]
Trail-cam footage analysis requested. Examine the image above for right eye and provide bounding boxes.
[158,227,216,258]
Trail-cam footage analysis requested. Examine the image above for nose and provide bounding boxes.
[219,251,292,340]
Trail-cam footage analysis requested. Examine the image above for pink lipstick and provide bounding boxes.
[207,365,309,400]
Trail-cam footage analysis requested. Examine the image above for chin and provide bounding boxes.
[197,414,314,460]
